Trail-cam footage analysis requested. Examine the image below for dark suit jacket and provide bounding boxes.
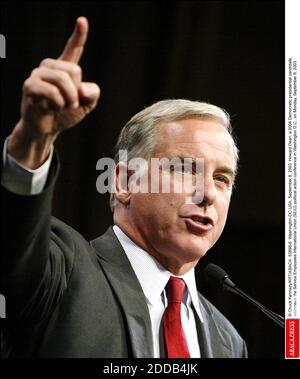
[0,154,247,358]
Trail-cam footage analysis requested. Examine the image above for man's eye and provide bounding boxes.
[214,175,229,184]
[174,165,183,172]
[173,165,193,173]
[184,165,194,173]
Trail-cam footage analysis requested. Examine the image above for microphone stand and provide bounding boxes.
[223,277,284,328]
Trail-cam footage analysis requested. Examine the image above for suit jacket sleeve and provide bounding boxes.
[0,151,73,327]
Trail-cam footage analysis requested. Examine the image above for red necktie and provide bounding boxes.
[163,276,191,358]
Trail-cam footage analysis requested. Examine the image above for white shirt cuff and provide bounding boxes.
[1,137,54,195]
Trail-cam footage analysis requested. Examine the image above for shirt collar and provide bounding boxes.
[113,225,203,323]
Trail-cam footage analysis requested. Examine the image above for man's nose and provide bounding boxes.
[202,175,217,205]
[190,175,216,206]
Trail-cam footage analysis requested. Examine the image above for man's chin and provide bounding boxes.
[176,237,210,261]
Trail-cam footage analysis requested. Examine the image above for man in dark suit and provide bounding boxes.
[1,17,247,358]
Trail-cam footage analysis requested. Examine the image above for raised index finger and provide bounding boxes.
[59,17,89,63]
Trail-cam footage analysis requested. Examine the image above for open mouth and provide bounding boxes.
[183,215,213,233]
[190,215,210,225]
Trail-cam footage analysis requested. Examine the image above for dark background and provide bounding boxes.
[0,1,284,358]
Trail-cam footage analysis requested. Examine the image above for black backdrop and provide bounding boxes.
[0,1,284,358]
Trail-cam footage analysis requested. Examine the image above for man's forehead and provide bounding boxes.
[156,118,236,161]
[159,117,227,134]
[155,132,235,159]
[158,118,232,146]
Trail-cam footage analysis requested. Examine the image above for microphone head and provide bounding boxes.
[204,263,235,290]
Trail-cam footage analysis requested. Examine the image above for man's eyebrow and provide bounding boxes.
[175,156,237,179]
[216,166,236,178]
[176,155,198,162]
[174,155,202,167]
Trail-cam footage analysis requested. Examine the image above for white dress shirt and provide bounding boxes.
[1,140,203,357]
[113,225,202,358]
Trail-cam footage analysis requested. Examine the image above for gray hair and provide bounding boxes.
[110,99,239,211]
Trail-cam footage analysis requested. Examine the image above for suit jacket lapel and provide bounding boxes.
[90,227,154,358]
[193,301,234,358]
[192,302,213,357]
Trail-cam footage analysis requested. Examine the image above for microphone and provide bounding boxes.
[204,263,284,328]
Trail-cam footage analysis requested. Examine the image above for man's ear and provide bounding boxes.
[115,162,132,206]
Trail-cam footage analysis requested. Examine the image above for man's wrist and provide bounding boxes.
[7,120,58,169]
